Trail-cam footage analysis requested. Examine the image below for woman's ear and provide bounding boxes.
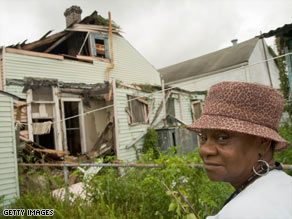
[259,138,273,155]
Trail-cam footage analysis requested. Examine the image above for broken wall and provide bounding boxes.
[83,98,113,152]
[115,87,197,162]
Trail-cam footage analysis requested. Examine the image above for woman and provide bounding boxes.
[188,81,292,219]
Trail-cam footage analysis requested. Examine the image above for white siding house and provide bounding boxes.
[0,7,203,163]
[159,38,280,91]
[0,91,20,206]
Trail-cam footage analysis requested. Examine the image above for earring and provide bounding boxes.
[253,159,270,176]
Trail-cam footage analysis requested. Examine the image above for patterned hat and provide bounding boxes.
[188,81,290,151]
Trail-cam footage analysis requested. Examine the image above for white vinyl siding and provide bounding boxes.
[0,93,19,206]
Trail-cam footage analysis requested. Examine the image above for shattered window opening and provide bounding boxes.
[90,33,110,59]
[32,86,53,102]
[166,97,177,126]
[127,95,148,124]
[192,101,202,121]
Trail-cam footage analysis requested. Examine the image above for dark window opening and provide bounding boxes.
[32,87,53,102]
[166,97,176,126]
[127,95,148,124]
[33,118,55,149]
[64,102,81,155]
[192,101,202,121]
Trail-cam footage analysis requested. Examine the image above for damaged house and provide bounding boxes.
[0,6,204,162]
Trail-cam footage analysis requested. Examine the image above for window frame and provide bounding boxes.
[89,33,110,59]
[127,95,149,125]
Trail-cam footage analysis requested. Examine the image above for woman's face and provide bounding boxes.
[199,129,262,188]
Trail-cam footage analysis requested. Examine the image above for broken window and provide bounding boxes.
[127,95,148,124]
[89,33,110,58]
[166,97,177,126]
[192,100,202,121]
[32,86,53,102]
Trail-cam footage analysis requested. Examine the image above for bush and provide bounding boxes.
[3,151,233,218]
[275,122,292,175]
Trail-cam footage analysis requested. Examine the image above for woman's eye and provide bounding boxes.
[199,134,207,144]
[218,135,229,142]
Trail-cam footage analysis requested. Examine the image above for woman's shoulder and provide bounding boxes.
[208,170,292,219]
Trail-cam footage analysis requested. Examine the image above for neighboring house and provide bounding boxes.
[0,6,203,162]
[159,37,280,91]
[0,91,20,206]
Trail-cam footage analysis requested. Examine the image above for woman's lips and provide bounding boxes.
[204,163,222,170]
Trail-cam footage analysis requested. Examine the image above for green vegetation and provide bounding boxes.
[142,128,160,159]
[2,124,292,218]
[268,38,292,119]
[275,122,292,173]
[2,151,233,219]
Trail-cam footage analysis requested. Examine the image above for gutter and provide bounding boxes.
[106,12,115,81]
[164,62,248,86]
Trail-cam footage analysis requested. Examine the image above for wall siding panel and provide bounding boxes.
[0,93,19,207]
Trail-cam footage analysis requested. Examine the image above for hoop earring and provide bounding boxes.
[253,159,270,176]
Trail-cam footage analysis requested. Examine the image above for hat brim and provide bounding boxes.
[188,115,290,152]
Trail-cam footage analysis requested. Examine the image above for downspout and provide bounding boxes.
[106,12,115,81]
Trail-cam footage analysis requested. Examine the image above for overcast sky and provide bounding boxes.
[0,0,291,69]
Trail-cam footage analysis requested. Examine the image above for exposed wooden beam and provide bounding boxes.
[22,31,67,50]
[39,30,53,40]
[44,32,75,53]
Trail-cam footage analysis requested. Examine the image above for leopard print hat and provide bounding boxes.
[188,81,290,151]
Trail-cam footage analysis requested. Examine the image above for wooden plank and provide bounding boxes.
[22,31,67,50]
[6,48,64,60]
[112,79,120,159]
[27,89,33,141]
[44,32,74,53]
[151,90,172,125]
[146,98,155,123]
[76,55,110,63]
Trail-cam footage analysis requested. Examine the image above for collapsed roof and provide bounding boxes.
[8,10,121,58]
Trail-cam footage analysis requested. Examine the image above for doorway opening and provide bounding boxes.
[63,101,81,155]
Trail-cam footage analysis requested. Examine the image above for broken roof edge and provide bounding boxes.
[8,10,122,50]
